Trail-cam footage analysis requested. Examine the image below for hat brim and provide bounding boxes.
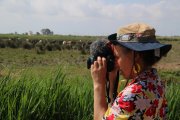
[108,33,172,55]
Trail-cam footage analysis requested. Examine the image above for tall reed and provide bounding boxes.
[166,81,180,120]
[0,68,179,120]
[0,69,93,120]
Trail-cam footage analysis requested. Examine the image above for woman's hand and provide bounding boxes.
[91,56,107,86]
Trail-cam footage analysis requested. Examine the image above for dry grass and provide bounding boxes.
[154,41,180,71]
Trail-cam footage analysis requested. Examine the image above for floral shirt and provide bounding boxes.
[103,68,168,120]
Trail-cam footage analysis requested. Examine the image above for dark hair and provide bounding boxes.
[139,50,162,67]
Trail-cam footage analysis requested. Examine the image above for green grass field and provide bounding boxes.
[0,34,98,42]
[0,35,179,120]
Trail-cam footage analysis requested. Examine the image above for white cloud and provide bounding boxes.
[0,0,180,35]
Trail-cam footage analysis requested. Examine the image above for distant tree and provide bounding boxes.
[50,31,53,35]
[24,32,28,35]
[41,28,53,35]
[36,32,40,35]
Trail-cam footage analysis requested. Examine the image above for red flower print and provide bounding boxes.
[153,99,159,107]
[145,106,156,116]
[159,107,164,117]
[159,99,167,117]
[106,114,114,120]
[131,84,142,93]
[162,99,167,107]
[118,97,135,112]
[157,85,163,96]
[147,82,155,91]
[145,99,159,116]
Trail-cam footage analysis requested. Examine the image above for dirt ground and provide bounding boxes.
[154,62,180,71]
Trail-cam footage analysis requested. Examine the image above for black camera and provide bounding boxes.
[87,39,115,72]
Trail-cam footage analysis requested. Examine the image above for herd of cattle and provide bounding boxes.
[0,38,93,54]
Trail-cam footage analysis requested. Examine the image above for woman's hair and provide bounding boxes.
[139,50,162,67]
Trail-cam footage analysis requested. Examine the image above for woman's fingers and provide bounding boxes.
[90,56,107,84]
[91,57,106,69]
[94,60,99,69]
[102,57,106,69]
[97,57,102,68]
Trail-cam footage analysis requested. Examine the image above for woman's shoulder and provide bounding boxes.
[119,80,165,102]
[120,81,146,95]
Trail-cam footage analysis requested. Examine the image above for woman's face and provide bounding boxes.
[113,45,134,79]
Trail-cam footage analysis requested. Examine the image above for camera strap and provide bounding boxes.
[113,71,119,100]
[105,72,111,103]
[106,71,120,104]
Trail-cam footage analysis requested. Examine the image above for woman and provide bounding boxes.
[91,23,172,120]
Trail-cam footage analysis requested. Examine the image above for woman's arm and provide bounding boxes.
[93,83,107,120]
[91,57,108,120]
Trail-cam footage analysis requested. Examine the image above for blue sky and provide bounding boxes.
[0,0,180,36]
